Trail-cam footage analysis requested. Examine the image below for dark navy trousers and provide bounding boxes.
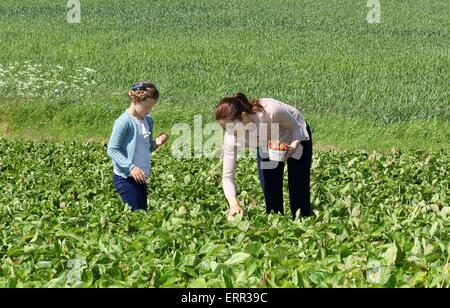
[113,174,148,211]
[257,124,313,219]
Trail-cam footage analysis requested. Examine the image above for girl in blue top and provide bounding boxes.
[107,81,169,211]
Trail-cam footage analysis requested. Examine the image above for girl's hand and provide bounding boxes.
[227,199,244,221]
[131,166,146,184]
[284,140,300,161]
[155,133,169,146]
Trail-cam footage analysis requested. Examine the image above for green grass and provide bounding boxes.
[1,99,449,153]
[0,0,448,151]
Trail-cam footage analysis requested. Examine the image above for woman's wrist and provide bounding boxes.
[227,198,244,221]
[228,198,240,209]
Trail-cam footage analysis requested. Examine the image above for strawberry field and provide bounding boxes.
[0,139,448,287]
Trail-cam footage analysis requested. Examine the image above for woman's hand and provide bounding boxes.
[131,166,146,184]
[227,199,244,221]
[155,133,169,146]
[284,140,300,161]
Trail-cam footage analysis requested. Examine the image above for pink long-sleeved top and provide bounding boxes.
[222,98,310,200]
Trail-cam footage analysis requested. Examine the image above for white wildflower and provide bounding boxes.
[84,68,96,74]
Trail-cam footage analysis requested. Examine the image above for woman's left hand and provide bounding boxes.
[155,133,169,146]
[284,140,300,161]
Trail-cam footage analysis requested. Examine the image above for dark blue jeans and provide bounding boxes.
[113,174,148,211]
[257,124,313,219]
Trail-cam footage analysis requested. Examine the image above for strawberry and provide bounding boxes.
[269,140,289,151]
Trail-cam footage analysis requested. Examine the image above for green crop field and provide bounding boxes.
[0,0,449,288]
[0,140,448,287]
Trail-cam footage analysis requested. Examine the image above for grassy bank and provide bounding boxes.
[0,99,449,152]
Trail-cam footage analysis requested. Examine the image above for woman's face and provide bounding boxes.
[218,112,253,129]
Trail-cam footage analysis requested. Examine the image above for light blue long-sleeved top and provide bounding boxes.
[107,111,157,178]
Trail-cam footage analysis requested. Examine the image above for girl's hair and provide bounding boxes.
[128,81,160,102]
[214,93,264,121]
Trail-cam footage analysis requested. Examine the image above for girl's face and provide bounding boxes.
[135,98,157,118]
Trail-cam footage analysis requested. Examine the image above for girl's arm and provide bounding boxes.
[147,116,157,152]
[150,139,158,152]
[107,120,135,173]
[147,116,169,151]
[150,133,169,151]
